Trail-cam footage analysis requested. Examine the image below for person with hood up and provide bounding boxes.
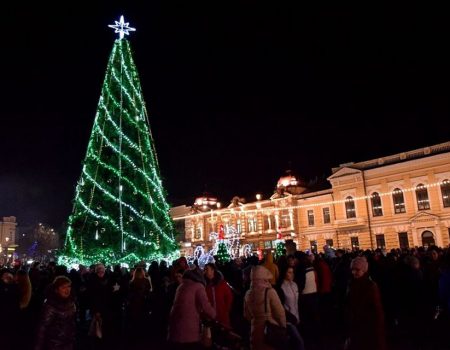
[167,267,216,349]
[244,265,286,350]
[204,263,234,327]
[345,257,386,350]
[262,251,279,286]
[35,276,76,350]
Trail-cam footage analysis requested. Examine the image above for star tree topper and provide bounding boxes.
[108,15,136,39]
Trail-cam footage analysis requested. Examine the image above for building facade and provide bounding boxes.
[171,142,450,255]
[0,216,18,258]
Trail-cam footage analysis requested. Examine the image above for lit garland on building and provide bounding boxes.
[173,180,450,221]
[59,16,178,266]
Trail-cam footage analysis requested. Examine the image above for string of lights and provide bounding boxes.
[173,180,450,221]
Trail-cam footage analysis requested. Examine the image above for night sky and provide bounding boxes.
[1,2,449,228]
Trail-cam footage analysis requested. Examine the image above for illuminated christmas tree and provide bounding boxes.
[59,16,178,265]
[216,242,230,263]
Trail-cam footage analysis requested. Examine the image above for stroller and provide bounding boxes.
[202,319,247,350]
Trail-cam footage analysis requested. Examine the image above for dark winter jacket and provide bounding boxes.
[127,278,151,322]
[34,290,76,350]
[87,273,114,316]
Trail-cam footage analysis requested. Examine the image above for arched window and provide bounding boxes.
[371,192,383,217]
[416,184,430,210]
[441,179,450,208]
[345,196,356,219]
[392,188,406,213]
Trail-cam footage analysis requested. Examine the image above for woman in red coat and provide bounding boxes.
[204,263,233,327]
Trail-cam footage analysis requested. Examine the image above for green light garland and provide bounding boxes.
[59,38,178,266]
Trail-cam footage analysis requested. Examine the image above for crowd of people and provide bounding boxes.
[1,244,450,350]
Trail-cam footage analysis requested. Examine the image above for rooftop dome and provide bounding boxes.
[275,170,307,195]
[193,193,219,211]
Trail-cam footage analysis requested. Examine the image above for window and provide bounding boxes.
[398,232,409,249]
[376,234,386,249]
[371,192,383,217]
[247,217,257,233]
[280,211,290,228]
[310,240,318,254]
[237,220,242,234]
[194,228,202,240]
[416,184,430,210]
[323,207,331,224]
[350,236,359,251]
[264,215,273,231]
[307,210,315,226]
[345,196,356,218]
[264,240,272,249]
[393,188,406,213]
[325,239,334,248]
[441,180,450,208]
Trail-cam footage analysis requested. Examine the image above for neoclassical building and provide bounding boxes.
[171,142,450,255]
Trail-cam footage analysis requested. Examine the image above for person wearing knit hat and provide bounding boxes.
[244,266,286,350]
[350,256,369,279]
[345,256,386,350]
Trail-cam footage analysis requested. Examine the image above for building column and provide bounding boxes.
[411,227,419,247]
[435,224,444,247]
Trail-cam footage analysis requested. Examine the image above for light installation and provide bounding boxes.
[59,16,178,266]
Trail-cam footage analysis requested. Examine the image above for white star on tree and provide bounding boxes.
[108,15,136,39]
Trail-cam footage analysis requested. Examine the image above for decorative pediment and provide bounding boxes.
[327,167,362,181]
[409,211,440,224]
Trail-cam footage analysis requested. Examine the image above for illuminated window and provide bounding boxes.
[371,192,383,217]
[280,211,290,228]
[194,228,202,240]
[441,180,450,208]
[350,236,359,251]
[393,188,406,213]
[416,184,430,210]
[323,207,331,224]
[237,220,242,234]
[307,210,315,226]
[247,217,257,232]
[376,234,386,249]
[345,196,356,219]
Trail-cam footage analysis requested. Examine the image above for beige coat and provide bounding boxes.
[244,286,286,350]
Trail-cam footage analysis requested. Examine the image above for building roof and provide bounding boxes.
[332,141,450,173]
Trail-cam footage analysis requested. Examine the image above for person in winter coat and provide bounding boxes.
[127,267,151,327]
[204,263,234,327]
[277,266,305,350]
[15,269,32,309]
[262,251,279,286]
[168,267,216,349]
[0,270,20,350]
[35,276,76,350]
[87,264,116,346]
[244,265,286,350]
[346,257,386,350]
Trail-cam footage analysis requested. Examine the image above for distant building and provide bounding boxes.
[170,142,450,254]
[0,216,18,258]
